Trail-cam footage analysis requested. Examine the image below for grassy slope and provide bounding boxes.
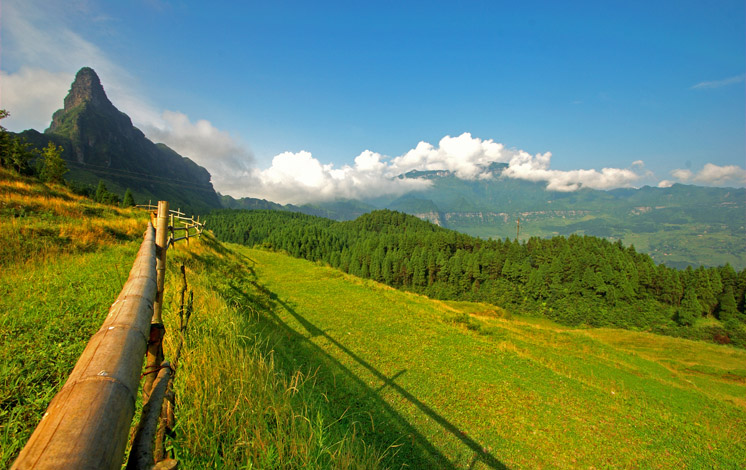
[0,169,147,464]
[0,169,387,468]
[241,246,746,469]
[2,169,745,468]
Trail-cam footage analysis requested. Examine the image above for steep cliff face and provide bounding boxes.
[47,68,139,167]
[59,67,112,114]
[25,67,221,212]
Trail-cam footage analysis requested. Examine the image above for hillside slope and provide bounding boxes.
[3,171,744,468]
[208,209,746,347]
[0,171,384,468]
[235,245,746,468]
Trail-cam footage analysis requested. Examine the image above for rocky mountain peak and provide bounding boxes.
[63,67,112,111]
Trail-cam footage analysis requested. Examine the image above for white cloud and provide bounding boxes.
[242,150,431,204]
[389,133,508,179]
[694,163,746,185]
[0,67,71,131]
[237,133,648,203]
[671,168,694,181]
[670,164,746,186]
[657,180,675,188]
[691,74,745,90]
[501,149,641,191]
[142,111,255,194]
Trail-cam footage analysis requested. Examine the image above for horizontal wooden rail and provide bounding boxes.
[169,224,200,232]
[12,224,158,470]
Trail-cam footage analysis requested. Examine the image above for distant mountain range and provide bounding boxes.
[12,67,744,269]
[222,168,745,269]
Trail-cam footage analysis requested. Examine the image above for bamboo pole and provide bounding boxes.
[12,224,158,470]
[144,201,169,399]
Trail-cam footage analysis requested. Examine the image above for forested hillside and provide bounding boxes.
[209,209,746,347]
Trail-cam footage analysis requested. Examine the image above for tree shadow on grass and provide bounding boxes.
[227,275,509,469]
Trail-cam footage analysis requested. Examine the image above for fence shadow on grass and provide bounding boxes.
[225,280,454,469]
[178,239,509,469]
[235,274,509,469]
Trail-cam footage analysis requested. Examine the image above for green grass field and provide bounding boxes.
[2,169,745,468]
[233,246,746,468]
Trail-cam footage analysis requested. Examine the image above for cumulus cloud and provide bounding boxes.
[389,133,508,179]
[241,150,431,204]
[236,132,648,203]
[695,164,746,185]
[671,168,694,181]
[671,163,746,186]
[657,180,675,188]
[501,149,641,191]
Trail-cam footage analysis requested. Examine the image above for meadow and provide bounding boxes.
[2,169,745,468]
[236,247,746,468]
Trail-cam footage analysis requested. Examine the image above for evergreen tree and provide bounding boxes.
[381,254,393,285]
[122,188,136,207]
[0,109,12,168]
[717,286,738,323]
[95,180,107,202]
[39,142,67,183]
[9,137,36,174]
[677,290,701,326]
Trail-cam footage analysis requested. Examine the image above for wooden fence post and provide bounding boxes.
[144,201,169,399]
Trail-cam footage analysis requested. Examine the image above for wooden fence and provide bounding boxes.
[12,201,203,470]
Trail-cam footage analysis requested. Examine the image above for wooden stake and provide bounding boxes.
[126,363,171,470]
[153,201,169,325]
[145,201,169,399]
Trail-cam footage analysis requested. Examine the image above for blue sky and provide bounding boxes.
[2,0,744,202]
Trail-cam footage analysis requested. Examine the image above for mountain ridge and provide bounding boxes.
[220,172,745,268]
[17,67,221,213]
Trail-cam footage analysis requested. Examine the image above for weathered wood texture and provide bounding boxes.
[153,200,169,324]
[126,362,172,470]
[145,201,169,400]
[12,224,158,470]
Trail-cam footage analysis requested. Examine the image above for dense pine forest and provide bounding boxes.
[209,209,746,347]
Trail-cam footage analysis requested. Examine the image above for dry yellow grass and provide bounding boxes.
[0,168,147,265]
